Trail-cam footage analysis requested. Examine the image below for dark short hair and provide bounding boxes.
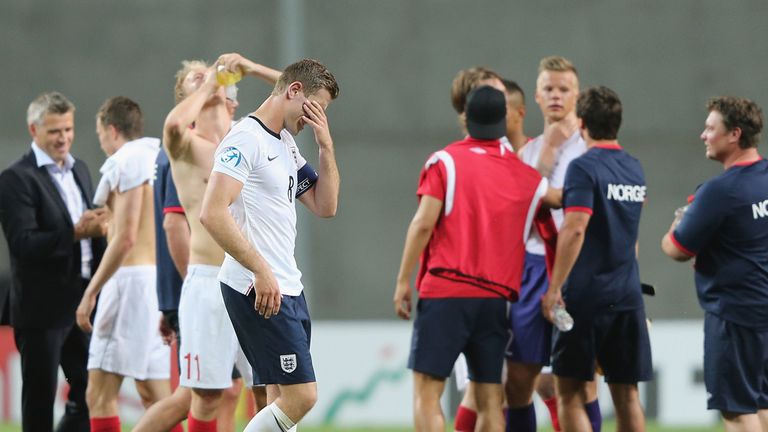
[576,86,622,140]
[97,96,144,140]
[273,58,339,100]
[450,67,502,114]
[502,78,525,104]
[706,96,763,149]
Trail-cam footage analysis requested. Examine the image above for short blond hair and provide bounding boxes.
[173,60,208,104]
[538,56,578,77]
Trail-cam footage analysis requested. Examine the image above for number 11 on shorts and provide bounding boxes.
[184,352,200,380]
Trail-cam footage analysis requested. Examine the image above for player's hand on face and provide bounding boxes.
[540,288,564,324]
[542,121,572,148]
[158,315,176,345]
[253,270,281,319]
[76,290,97,333]
[302,100,333,149]
[393,281,412,320]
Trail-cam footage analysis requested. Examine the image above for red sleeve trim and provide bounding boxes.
[564,206,593,215]
[670,232,696,257]
[163,206,185,215]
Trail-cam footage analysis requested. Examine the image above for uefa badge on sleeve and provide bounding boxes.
[219,146,243,167]
[280,354,297,373]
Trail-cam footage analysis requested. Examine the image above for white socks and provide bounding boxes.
[244,403,297,432]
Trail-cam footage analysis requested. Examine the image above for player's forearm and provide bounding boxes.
[661,232,690,262]
[163,83,217,153]
[163,213,190,278]
[396,218,434,284]
[249,63,281,86]
[86,233,131,295]
[547,226,586,294]
[542,187,563,209]
[311,145,340,217]
[200,205,272,278]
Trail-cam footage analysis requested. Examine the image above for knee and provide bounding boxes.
[295,386,318,413]
[85,385,97,410]
[414,389,441,411]
[609,384,639,410]
[135,384,164,409]
[86,385,113,412]
[222,380,243,403]
[192,388,224,410]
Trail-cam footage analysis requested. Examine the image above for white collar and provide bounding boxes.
[31,141,75,170]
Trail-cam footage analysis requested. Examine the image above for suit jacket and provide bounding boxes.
[0,149,106,329]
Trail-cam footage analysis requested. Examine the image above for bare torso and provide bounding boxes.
[169,107,230,266]
[106,183,156,265]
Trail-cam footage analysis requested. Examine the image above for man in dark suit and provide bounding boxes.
[0,92,108,432]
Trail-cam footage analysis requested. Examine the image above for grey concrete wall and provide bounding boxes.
[1,0,767,320]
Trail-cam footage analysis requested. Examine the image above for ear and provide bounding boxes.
[729,127,742,145]
[287,81,304,99]
[28,123,37,139]
[108,124,120,141]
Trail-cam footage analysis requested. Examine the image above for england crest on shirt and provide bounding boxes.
[280,354,297,373]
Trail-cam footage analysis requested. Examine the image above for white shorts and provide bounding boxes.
[88,265,170,380]
[179,265,253,389]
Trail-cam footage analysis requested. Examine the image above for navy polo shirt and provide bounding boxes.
[562,143,646,312]
[672,158,768,330]
[153,148,184,312]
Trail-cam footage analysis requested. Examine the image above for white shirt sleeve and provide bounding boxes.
[212,130,261,184]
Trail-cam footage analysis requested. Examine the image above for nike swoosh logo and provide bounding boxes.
[267,155,279,161]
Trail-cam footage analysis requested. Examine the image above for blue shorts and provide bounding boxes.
[704,312,768,414]
[408,297,507,383]
[506,253,552,365]
[552,307,652,383]
[221,284,315,385]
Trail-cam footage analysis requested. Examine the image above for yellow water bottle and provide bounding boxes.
[216,65,242,86]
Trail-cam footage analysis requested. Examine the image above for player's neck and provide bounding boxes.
[195,103,230,144]
[508,130,528,152]
[722,147,761,170]
[544,113,578,135]
[586,138,620,149]
[252,96,285,135]
[107,136,129,156]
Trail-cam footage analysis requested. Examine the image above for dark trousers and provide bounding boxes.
[13,323,90,432]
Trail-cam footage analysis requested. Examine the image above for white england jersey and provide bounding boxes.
[212,116,309,296]
[519,131,586,255]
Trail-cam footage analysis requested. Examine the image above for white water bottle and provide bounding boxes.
[552,304,574,332]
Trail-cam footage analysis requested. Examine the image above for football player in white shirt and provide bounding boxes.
[506,56,601,432]
[75,97,168,432]
[133,54,280,432]
[201,58,339,432]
